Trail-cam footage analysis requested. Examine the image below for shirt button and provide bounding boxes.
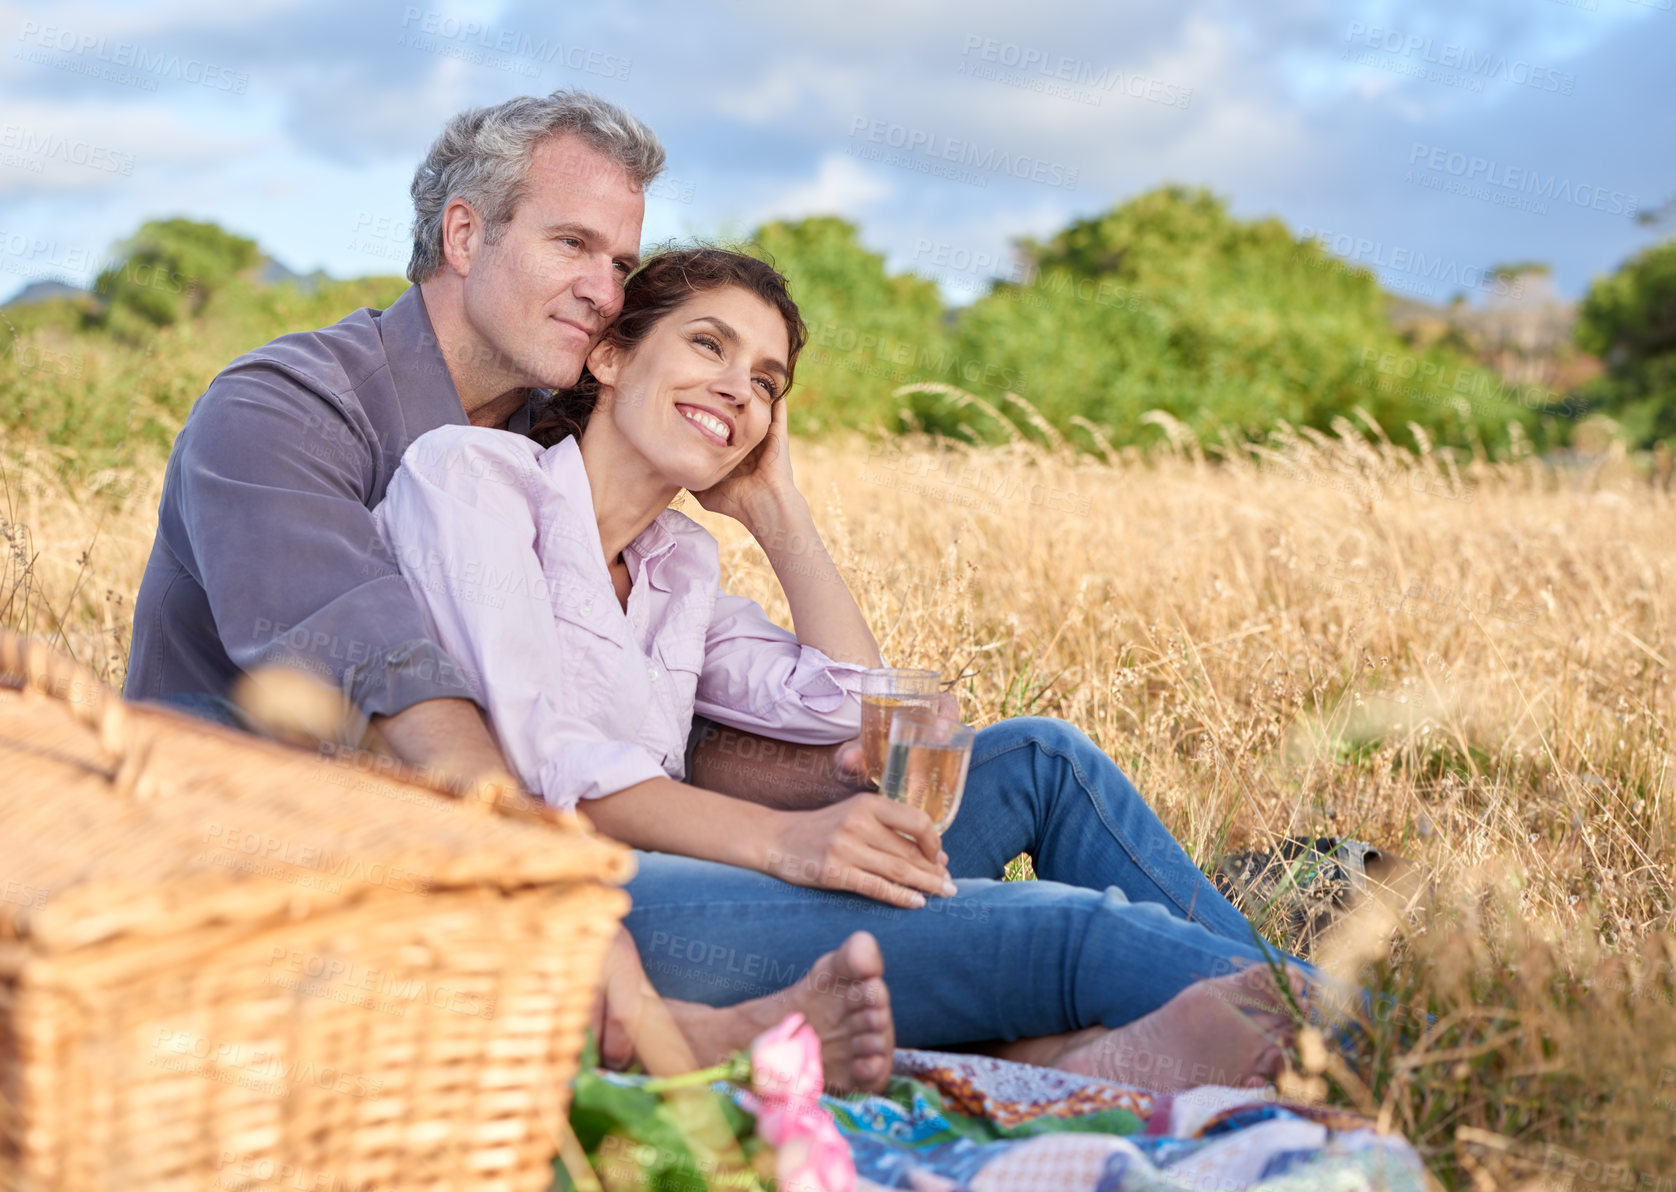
[579,601,592,617]
[647,666,659,680]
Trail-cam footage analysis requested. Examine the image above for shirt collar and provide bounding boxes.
[625,515,684,593]
[542,435,684,594]
[379,286,543,437]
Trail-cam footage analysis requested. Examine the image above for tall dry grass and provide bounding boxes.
[4,406,1673,1188]
[1,437,161,681]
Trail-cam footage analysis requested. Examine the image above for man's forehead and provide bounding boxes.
[516,134,646,249]
[529,135,639,199]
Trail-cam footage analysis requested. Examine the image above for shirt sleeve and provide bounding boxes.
[375,427,668,811]
[170,364,474,722]
[693,593,867,745]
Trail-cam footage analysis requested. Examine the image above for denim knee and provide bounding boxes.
[976,716,1096,765]
[1078,892,1283,980]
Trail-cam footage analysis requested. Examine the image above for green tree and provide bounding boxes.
[94,218,260,331]
[946,186,1528,451]
[1574,236,1676,447]
[746,217,948,433]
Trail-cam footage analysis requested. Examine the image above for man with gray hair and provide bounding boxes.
[129,90,658,775]
[125,89,899,1092]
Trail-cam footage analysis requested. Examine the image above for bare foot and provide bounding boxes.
[1049,965,1305,1093]
[669,932,895,1094]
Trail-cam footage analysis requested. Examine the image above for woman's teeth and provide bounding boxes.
[681,407,730,443]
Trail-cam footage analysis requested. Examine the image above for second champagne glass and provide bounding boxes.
[878,706,974,834]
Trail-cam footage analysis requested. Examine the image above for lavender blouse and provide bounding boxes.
[374,425,866,810]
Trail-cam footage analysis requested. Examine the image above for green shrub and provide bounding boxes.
[1574,236,1676,447]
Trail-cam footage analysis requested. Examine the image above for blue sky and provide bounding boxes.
[1,0,1671,306]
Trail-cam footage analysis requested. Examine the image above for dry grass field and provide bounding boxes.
[4,405,1673,1189]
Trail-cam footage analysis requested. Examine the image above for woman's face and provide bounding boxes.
[588,285,790,491]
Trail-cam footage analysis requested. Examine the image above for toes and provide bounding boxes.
[854,1006,892,1038]
[598,1017,636,1070]
[854,1049,889,1076]
[1243,1006,1296,1041]
[850,1052,890,1093]
[1232,972,1287,1014]
[850,1029,893,1059]
[1213,964,1313,1037]
[839,931,885,982]
[1239,1048,1284,1089]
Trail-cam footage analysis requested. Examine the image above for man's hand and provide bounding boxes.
[763,795,954,909]
[831,739,870,792]
[832,690,963,792]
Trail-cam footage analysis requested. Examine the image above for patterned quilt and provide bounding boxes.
[794,1050,1424,1192]
[570,1048,1426,1192]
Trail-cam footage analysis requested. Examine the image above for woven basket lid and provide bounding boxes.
[0,632,634,957]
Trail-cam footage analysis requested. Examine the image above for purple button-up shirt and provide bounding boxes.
[126,287,533,718]
[374,426,866,811]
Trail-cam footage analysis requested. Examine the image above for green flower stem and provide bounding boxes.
[642,1054,752,1094]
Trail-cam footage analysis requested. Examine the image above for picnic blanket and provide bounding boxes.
[570,1047,1424,1191]
[706,1048,1423,1192]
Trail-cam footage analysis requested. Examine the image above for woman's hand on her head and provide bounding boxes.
[762,795,955,909]
[691,398,802,533]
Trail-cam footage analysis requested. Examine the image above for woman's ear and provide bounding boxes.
[587,339,621,387]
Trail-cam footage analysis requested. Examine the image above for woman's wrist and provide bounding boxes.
[740,805,794,878]
[744,495,820,563]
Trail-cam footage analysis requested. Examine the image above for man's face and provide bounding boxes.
[458,134,645,392]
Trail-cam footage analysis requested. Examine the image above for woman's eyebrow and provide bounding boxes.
[687,316,788,378]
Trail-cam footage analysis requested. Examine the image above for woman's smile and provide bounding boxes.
[676,402,734,446]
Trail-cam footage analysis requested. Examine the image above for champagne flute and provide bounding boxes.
[878,706,974,834]
[858,667,940,789]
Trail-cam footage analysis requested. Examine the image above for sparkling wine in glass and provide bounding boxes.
[879,707,974,834]
[859,667,940,789]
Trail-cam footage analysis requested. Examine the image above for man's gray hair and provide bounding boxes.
[406,89,665,283]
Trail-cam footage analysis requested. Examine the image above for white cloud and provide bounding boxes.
[0,100,263,198]
[711,58,871,126]
[0,0,1663,302]
[751,152,893,223]
[0,0,308,39]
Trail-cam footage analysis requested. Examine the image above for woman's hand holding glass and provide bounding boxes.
[764,794,955,910]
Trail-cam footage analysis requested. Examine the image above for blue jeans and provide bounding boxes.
[626,717,1312,1049]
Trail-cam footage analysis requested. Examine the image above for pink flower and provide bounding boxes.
[746,1014,855,1192]
[749,1012,824,1107]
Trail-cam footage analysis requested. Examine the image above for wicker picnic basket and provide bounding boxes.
[0,632,635,1192]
